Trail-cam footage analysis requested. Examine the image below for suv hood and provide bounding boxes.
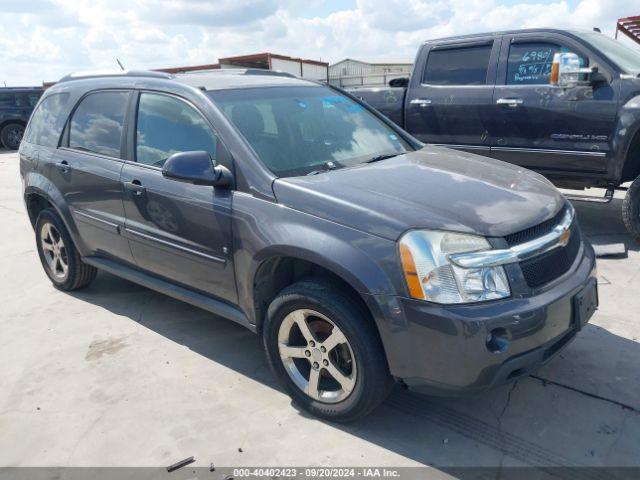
[272,146,565,241]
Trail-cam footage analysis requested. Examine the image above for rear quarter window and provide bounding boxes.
[24,92,70,148]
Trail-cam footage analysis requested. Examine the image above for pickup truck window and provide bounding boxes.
[208,86,410,177]
[507,42,586,85]
[0,92,41,108]
[135,92,218,168]
[422,44,492,85]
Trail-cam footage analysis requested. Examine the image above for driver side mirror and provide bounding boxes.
[549,52,601,89]
[162,151,232,187]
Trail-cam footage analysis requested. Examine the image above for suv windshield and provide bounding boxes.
[208,86,411,177]
[577,31,640,75]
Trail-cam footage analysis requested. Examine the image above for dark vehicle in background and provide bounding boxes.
[0,87,43,150]
[20,69,597,421]
[350,29,640,240]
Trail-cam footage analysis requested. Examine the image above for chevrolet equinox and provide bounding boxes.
[20,69,598,421]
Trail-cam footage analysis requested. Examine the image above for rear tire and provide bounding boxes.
[1,123,25,150]
[622,175,640,242]
[263,280,393,422]
[35,209,97,290]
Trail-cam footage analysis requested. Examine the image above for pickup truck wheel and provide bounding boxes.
[35,209,97,291]
[263,280,393,422]
[623,175,640,242]
[1,123,25,150]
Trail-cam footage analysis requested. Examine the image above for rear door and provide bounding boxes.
[488,32,618,174]
[404,37,500,154]
[52,89,134,264]
[120,91,236,302]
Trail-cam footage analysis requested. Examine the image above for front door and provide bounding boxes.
[120,91,236,303]
[488,33,618,175]
[404,38,500,153]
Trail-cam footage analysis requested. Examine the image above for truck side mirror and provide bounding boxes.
[589,67,609,87]
[389,77,409,88]
[549,52,593,89]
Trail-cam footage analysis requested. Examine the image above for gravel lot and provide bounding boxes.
[1,148,639,475]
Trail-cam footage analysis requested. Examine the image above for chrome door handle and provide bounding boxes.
[410,98,432,107]
[496,98,523,107]
[55,161,70,173]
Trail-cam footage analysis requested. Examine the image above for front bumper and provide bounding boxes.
[366,239,597,395]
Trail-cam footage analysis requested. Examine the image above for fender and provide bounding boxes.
[23,174,91,258]
[230,193,403,327]
[612,94,640,182]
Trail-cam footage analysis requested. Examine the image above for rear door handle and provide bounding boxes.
[496,98,523,107]
[410,98,432,107]
[124,180,146,196]
[55,160,70,173]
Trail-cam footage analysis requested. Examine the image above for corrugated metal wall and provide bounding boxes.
[328,60,412,87]
[301,63,328,80]
[271,58,328,80]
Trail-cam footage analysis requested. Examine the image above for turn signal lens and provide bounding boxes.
[550,54,560,85]
[400,243,425,299]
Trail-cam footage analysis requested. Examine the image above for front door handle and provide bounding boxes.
[410,98,432,107]
[496,98,524,107]
[124,180,146,196]
[55,160,70,173]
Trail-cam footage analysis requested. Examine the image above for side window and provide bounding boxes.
[24,92,70,147]
[0,93,15,107]
[136,93,217,168]
[69,91,129,158]
[507,42,588,85]
[422,44,493,85]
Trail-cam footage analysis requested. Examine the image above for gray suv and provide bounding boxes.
[20,70,598,421]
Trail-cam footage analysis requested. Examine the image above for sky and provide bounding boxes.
[0,0,638,86]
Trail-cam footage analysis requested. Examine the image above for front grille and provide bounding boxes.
[518,222,581,288]
[505,205,567,247]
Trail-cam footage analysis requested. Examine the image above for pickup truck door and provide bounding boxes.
[404,37,500,154]
[488,32,618,175]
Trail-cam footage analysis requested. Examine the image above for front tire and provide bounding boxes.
[263,280,393,422]
[35,209,97,290]
[623,175,640,242]
[1,123,25,150]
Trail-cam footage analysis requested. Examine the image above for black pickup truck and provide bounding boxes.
[0,87,43,150]
[350,29,640,240]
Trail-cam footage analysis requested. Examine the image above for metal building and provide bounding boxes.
[328,58,412,87]
[616,16,640,45]
[155,53,328,81]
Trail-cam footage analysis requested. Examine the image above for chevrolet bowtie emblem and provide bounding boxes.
[558,228,572,247]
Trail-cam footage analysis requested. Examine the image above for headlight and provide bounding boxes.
[399,230,510,304]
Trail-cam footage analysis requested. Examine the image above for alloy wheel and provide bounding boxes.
[40,222,69,280]
[278,309,357,403]
[5,126,23,149]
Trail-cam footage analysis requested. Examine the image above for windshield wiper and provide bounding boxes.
[365,152,402,163]
[306,161,338,176]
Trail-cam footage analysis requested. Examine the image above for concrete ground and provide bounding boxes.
[1,149,639,475]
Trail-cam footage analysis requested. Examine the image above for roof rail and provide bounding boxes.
[0,86,44,90]
[177,68,296,78]
[59,70,173,83]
